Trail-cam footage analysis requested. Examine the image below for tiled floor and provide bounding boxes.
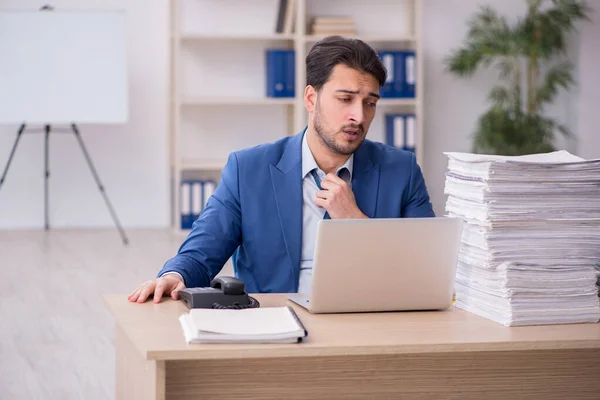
[0,228,233,400]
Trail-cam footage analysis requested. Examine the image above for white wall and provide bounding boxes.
[0,0,169,229]
[420,0,593,216]
[574,1,600,160]
[0,0,597,228]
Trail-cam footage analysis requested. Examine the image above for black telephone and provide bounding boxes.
[178,276,260,309]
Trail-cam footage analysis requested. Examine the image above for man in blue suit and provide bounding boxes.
[129,36,434,303]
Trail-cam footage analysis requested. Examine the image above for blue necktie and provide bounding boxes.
[311,169,345,220]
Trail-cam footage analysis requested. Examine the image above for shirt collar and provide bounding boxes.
[302,131,354,181]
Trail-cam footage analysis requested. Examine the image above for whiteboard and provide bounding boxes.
[0,11,128,124]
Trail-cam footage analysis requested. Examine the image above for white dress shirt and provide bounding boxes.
[298,133,353,293]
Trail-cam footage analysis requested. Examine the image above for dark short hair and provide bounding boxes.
[306,36,387,91]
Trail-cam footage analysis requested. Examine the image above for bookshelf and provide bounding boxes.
[169,0,424,230]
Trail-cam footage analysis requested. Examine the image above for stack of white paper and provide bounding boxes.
[444,150,600,326]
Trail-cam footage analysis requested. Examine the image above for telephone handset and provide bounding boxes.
[178,276,260,309]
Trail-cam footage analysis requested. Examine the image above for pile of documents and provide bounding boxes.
[443,150,600,326]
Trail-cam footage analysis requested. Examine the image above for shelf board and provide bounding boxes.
[180,33,295,41]
[180,97,413,106]
[181,97,296,106]
[180,159,227,171]
[303,35,416,44]
[378,98,417,106]
[178,33,414,44]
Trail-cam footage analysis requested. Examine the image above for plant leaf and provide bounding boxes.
[536,61,574,107]
[496,58,516,80]
[488,86,512,108]
[557,123,573,138]
[532,0,591,59]
[444,6,514,76]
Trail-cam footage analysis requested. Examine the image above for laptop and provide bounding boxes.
[288,217,463,314]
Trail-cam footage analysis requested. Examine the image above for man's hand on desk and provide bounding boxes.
[128,274,186,304]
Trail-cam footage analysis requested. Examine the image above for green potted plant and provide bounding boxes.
[445,0,591,155]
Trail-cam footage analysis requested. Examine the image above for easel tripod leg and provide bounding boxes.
[71,124,129,245]
[0,123,26,191]
[44,124,51,231]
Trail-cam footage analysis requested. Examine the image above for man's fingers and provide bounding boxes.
[320,179,339,190]
[171,281,186,300]
[129,287,146,302]
[128,288,141,302]
[321,179,344,195]
[315,197,328,209]
[136,287,149,303]
[153,280,166,304]
[316,190,331,200]
[325,173,345,184]
[137,283,155,303]
[130,276,185,304]
[320,180,332,189]
[127,287,138,300]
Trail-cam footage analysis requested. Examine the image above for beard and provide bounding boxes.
[313,100,366,156]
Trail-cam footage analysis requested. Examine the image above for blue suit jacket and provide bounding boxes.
[159,130,435,292]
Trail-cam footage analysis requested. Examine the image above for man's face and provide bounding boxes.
[309,64,380,156]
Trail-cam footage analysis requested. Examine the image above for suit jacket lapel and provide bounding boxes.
[270,132,304,287]
[352,142,380,218]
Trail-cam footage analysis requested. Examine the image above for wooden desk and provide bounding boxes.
[103,294,600,400]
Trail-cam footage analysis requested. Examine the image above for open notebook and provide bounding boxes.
[179,306,308,344]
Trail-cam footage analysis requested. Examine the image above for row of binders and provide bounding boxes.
[180,179,216,229]
[266,49,295,97]
[379,51,416,98]
[385,113,416,153]
[266,49,416,99]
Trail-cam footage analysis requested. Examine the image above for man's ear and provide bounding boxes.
[304,85,317,113]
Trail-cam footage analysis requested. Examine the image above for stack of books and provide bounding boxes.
[275,0,296,34]
[443,150,600,326]
[310,17,356,36]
